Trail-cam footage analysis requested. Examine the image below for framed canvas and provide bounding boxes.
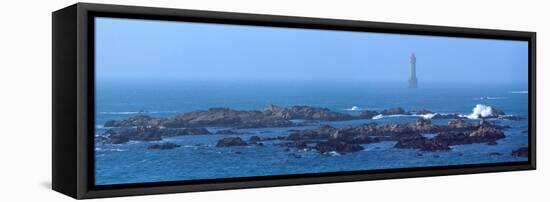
[52,3,536,199]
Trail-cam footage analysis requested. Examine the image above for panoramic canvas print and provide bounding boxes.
[94,17,529,185]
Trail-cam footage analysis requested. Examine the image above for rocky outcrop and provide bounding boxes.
[358,110,379,119]
[216,137,248,147]
[329,126,381,144]
[431,113,463,120]
[264,104,354,121]
[394,133,450,152]
[104,115,162,127]
[282,119,506,153]
[105,105,358,129]
[410,119,442,133]
[314,140,364,154]
[415,109,434,115]
[380,107,410,115]
[433,124,504,146]
[286,125,335,141]
[511,146,528,157]
[163,108,293,128]
[248,136,261,143]
[97,126,211,144]
[147,142,180,150]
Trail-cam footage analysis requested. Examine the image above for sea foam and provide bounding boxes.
[466,104,495,119]
[509,91,528,94]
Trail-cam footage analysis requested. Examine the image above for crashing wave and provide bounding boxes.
[466,104,498,119]
[418,113,436,119]
[345,106,362,111]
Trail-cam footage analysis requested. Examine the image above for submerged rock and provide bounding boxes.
[314,140,364,154]
[216,137,248,147]
[248,136,261,143]
[215,129,239,135]
[511,146,529,157]
[431,113,463,120]
[358,110,379,119]
[147,143,180,150]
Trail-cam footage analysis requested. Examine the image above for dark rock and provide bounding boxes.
[394,133,450,152]
[358,110,379,119]
[330,126,379,144]
[432,113,463,119]
[248,136,261,143]
[287,129,330,141]
[275,141,315,150]
[415,109,434,115]
[262,136,287,141]
[489,152,502,156]
[290,153,302,158]
[264,104,355,121]
[490,107,506,117]
[314,140,364,154]
[434,124,505,146]
[447,120,481,131]
[511,146,528,157]
[215,129,239,135]
[380,107,410,115]
[160,127,212,136]
[104,135,130,144]
[104,115,162,127]
[487,141,498,145]
[287,129,300,132]
[147,143,180,150]
[410,119,441,133]
[216,137,248,147]
[469,125,506,141]
[163,108,293,128]
[99,126,212,144]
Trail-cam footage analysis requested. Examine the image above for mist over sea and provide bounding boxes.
[94,81,529,185]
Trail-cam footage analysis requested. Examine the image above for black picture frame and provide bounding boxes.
[52,2,536,199]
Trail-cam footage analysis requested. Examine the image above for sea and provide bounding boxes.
[94,80,529,185]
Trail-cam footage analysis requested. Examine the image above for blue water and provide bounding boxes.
[95,81,529,185]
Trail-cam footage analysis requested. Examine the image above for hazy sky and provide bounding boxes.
[95,17,528,83]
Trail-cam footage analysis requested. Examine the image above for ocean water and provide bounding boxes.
[94,81,529,185]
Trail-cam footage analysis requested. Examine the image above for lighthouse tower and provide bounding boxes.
[408,52,418,88]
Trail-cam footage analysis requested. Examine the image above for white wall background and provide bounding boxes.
[0,0,546,201]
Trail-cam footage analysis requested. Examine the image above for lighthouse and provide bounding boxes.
[408,52,418,88]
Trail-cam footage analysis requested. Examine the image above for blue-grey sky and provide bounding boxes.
[95,17,528,83]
